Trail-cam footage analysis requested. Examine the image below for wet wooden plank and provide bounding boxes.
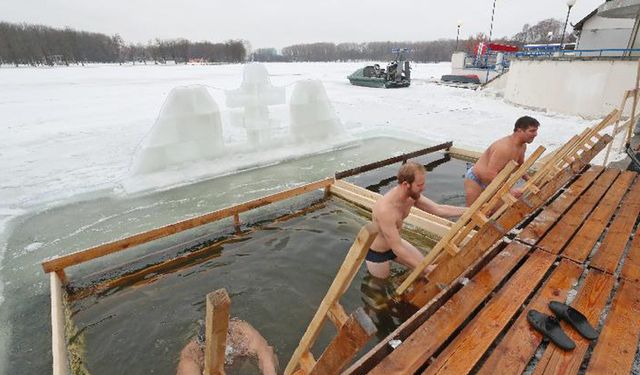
[532,269,614,375]
[368,242,531,375]
[517,166,604,245]
[621,225,640,282]
[590,176,640,273]
[421,250,556,375]
[476,259,583,375]
[205,289,230,375]
[563,172,636,263]
[585,280,640,375]
[537,169,620,254]
[309,308,376,375]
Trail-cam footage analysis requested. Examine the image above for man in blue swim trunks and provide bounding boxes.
[367,161,466,279]
[464,116,539,206]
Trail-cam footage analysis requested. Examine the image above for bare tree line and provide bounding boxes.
[0,22,247,66]
[0,18,573,66]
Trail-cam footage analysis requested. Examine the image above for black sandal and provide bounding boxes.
[549,301,598,340]
[527,309,576,350]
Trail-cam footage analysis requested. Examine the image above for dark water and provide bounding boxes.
[0,138,467,375]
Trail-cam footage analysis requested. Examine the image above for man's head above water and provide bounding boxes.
[397,161,426,200]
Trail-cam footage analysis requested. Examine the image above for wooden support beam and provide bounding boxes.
[329,180,456,239]
[284,223,378,375]
[205,289,231,375]
[395,160,518,296]
[50,272,69,375]
[309,308,377,375]
[446,146,483,162]
[621,224,640,282]
[41,177,334,274]
[334,142,452,179]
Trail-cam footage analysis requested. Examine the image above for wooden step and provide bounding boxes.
[420,250,556,375]
[369,241,531,375]
[585,280,640,375]
[590,176,640,273]
[537,169,619,254]
[621,225,640,282]
[518,166,604,245]
[476,259,583,375]
[562,172,635,263]
[531,269,614,375]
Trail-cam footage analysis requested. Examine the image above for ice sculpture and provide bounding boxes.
[225,63,285,145]
[130,85,224,175]
[289,80,344,142]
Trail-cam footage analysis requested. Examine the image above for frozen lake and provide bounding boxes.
[0,62,599,374]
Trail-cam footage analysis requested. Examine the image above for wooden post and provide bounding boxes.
[205,289,231,375]
[395,160,518,296]
[284,223,378,375]
[626,60,640,146]
[50,272,69,375]
[233,213,241,234]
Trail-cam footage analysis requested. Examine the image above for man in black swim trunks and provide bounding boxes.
[367,161,466,279]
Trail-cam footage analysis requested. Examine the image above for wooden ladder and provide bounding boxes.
[284,223,379,375]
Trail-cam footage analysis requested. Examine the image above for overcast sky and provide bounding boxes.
[3,0,604,49]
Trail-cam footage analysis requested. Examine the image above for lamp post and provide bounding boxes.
[455,20,463,51]
[560,0,577,49]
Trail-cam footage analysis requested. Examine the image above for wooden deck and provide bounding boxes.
[346,165,640,375]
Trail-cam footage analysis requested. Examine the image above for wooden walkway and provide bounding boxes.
[346,165,640,375]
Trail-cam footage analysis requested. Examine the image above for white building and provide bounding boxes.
[574,0,640,55]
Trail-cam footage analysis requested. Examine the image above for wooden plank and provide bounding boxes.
[404,200,533,308]
[343,238,509,375]
[621,224,640,282]
[334,142,452,179]
[284,223,378,375]
[537,169,619,254]
[562,172,636,263]
[50,272,69,375]
[42,177,334,273]
[532,269,614,375]
[396,161,518,295]
[299,352,316,374]
[369,241,531,375]
[205,289,231,375]
[327,303,349,328]
[590,177,640,273]
[585,280,640,375]
[447,146,483,162]
[518,166,604,245]
[309,308,376,375]
[333,179,455,228]
[476,259,583,375]
[329,183,452,240]
[422,250,556,375]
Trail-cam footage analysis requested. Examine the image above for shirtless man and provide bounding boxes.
[464,116,539,206]
[367,161,466,279]
[177,318,278,375]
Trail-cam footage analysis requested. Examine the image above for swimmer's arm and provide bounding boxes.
[415,195,466,218]
[377,208,421,268]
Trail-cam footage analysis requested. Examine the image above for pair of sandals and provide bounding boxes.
[527,301,598,350]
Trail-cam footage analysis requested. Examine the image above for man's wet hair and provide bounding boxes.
[513,116,540,132]
[397,161,426,184]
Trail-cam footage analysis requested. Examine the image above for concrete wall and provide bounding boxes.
[501,59,637,118]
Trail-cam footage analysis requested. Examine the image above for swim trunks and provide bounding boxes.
[465,166,488,189]
[366,248,397,263]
